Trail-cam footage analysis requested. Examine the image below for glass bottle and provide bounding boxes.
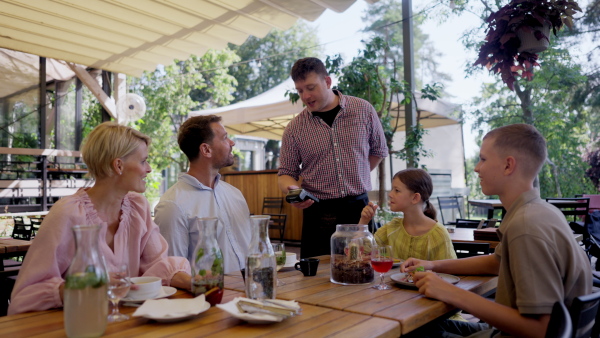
[191,217,224,306]
[245,215,276,300]
[63,225,108,338]
[330,224,375,285]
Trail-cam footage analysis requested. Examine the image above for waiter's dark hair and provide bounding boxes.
[291,57,328,82]
[393,169,437,221]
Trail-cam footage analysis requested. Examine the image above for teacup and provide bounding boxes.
[295,258,319,276]
[285,252,297,266]
[127,276,162,300]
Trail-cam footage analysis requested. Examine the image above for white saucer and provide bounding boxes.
[123,286,177,303]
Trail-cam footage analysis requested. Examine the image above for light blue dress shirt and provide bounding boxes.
[154,173,252,274]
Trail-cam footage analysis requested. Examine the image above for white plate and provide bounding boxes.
[390,272,460,288]
[216,298,292,324]
[142,302,210,323]
[123,286,177,303]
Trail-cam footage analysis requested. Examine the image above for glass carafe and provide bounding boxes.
[63,225,108,338]
[330,224,375,285]
[245,215,276,300]
[191,217,224,306]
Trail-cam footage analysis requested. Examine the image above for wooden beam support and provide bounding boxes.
[66,63,116,119]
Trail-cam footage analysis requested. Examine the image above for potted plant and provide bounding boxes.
[474,0,582,91]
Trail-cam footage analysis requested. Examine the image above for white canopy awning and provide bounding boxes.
[0,0,377,77]
[190,78,461,139]
[0,48,75,99]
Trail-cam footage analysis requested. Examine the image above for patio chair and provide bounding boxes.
[452,242,490,258]
[455,218,498,229]
[544,301,572,338]
[266,214,287,243]
[437,196,463,226]
[0,268,19,316]
[12,216,24,225]
[29,217,43,238]
[11,224,32,241]
[262,197,283,215]
[568,290,600,338]
[545,197,590,234]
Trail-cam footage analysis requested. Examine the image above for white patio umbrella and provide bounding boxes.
[190,78,461,140]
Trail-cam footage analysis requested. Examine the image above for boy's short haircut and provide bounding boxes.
[291,57,328,82]
[484,123,547,176]
[178,115,222,162]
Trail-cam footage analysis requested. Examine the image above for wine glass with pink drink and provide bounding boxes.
[370,244,393,290]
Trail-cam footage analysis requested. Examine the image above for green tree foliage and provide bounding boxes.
[362,0,452,90]
[455,0,599,198]
[227,22,322,103]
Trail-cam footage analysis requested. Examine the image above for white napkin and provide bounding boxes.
[132,294,209,318]
[216,297,301,323]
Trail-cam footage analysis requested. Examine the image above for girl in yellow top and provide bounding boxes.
[359,168,456,261]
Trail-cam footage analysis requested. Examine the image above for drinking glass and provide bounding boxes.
[370,244,393,290]
[107,264,131,322]
[272,243,286,286]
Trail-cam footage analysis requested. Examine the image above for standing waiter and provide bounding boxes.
[278,57,388,258]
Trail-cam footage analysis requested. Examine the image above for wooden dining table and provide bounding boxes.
[226,255,498,336]
[0,237,31,271]
[0,289,400,337]
[468,199,505,219]
[449,227,500,248]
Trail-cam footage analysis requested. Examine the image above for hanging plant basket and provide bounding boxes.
[517,22,551,53]
[473,0,582,91]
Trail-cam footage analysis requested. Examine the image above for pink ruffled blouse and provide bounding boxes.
[8,189,191,315]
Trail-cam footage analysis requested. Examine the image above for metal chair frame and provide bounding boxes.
[262,197,283,215]
[568,290,600,338]
[266,213,287,243]
[545,301,572,338]
[437,196,463,225]
[452,242,490,258]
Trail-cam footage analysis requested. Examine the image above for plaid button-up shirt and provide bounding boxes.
[278,91,388,200]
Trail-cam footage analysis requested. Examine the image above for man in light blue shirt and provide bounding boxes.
[154,115,252,274]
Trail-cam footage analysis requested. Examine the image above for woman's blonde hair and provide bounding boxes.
[81,122,151,180]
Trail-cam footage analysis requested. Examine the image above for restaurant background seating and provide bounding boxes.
[545,197,590,234]
[544,301,572,338]
[11,224,32,241]
[455,218,499,229]
[262,197,283,215]
[452,242,490,258]
[585,210,600,270]
[29,218,42,238]
[578,194,600,213]
[437,196,462,225]
[267,213,287,243]
[568,290,600,338]
[12,216,24,225]
[0,268,19,317]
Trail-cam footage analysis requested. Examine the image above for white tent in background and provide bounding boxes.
[191,78,467,191]
[190,77,461,140]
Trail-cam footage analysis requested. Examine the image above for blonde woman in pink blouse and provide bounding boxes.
[8,122,192,315]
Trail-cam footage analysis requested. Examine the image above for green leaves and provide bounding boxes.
[65,269,107,290]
